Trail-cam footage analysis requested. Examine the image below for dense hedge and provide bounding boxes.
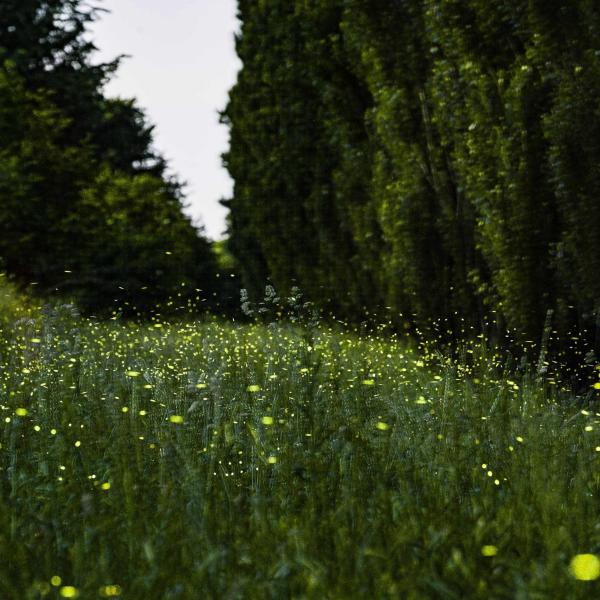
[224,0,600,362]
[0,0,219,314]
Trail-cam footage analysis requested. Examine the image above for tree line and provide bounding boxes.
[224,0,600,364]
[0,0,231,315]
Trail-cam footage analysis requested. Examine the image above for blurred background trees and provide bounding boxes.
[0,0,222,314]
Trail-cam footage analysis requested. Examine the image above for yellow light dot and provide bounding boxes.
[31,338,41,343]
[74,441,81,447]
[99,584,122,597]
[169,415,184,424]
[15,408,28,417]
[570,554,600,580]
[34,425,41,432]
[139,410,147,416]
[481,545,498,557]
[121,407,128,413]
[51,576,62,587]
[593,382,600,390]
[516,436,524,443]
[376,421,389,431]
[362,379,375,385]
[267,456,277,464]
[101,482,111,490]
[195,383,207,389]
[261,416,274,426]
[60,586,79,598]
[126,370,140,377]
[585,425,594,432]
[247,384,261,393]
[50,428,57,435]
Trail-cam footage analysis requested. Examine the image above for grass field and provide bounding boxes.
[1,303,600,598]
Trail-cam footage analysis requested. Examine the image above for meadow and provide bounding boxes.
[1,295,600,598]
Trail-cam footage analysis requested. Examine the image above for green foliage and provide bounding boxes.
[223,0,378,316]
[0,1,219,314]
[1,310,600,596]
[225,0,600,358]
[0,64,93,285]
[0,274,38,328]
[63,168,216,313]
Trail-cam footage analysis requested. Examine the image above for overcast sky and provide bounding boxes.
[90,0,241,240]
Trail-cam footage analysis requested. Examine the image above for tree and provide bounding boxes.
[0,0,219,313]
[225,0,600,363]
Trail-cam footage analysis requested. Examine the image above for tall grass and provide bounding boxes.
[0,308,599,598]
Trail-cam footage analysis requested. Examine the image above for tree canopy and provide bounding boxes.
[0,0,218,314]
[224,0,600,366]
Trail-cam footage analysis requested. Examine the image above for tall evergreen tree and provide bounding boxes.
[225,0,600,360]
[0,0,218,313]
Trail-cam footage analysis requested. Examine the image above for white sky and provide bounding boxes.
[90,0,241,240]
